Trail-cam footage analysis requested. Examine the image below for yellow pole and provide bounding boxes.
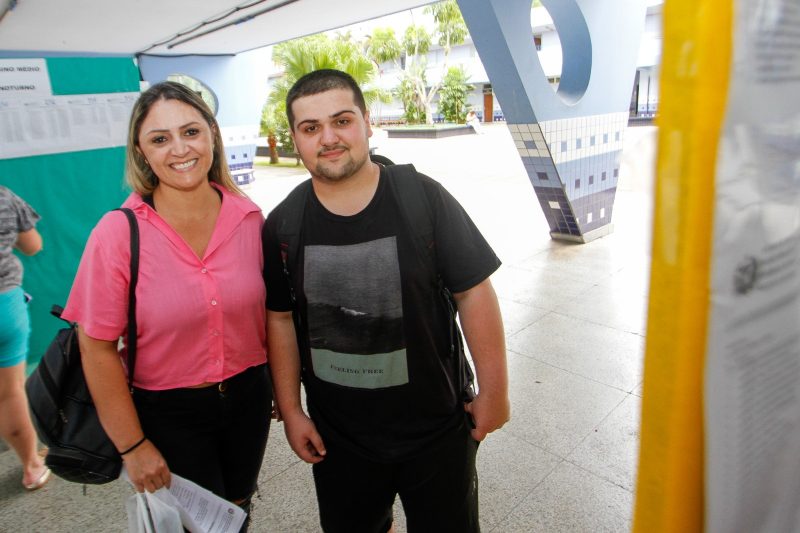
[633,1,732,531]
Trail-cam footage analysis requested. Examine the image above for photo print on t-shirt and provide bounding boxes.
[304,236,408,389]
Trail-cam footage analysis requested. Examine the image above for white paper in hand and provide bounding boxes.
[122,468,246,533]
[168,474,246,533]
[126,491,183,533]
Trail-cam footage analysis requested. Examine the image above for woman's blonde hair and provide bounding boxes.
[125,81,241,195]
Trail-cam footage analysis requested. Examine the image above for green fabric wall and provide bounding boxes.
[0,57,140,366]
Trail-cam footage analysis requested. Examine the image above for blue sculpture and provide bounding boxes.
[459,0,647,242]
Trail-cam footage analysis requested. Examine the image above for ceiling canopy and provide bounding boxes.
[0,0,434,56]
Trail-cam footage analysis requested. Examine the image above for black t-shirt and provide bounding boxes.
[263,168,500,462]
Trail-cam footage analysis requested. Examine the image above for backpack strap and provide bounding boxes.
[385,165,476,402]
[275,179,313,327]
[385,164,435,263]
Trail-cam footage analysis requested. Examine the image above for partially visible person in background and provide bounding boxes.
[466,109,483,134]
[0,185,50,491]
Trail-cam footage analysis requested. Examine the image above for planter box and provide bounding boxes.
[385,125,476,139]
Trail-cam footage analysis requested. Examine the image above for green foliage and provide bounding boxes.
[402,25,431,57]
[394,72,426,124]
[367,27,402,66]
[271,34,376,86]
[263,33,380,152]
[260,101,294,154]
[437,66,472,123]
[425,0,468,49]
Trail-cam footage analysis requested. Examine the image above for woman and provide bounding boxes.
[62,82,271,530]
[0,185,49,491]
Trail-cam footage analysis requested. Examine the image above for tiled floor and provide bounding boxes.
[0,122,656,532]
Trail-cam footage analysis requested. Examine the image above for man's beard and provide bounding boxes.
[313,146,368,182]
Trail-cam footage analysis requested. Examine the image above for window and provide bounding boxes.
[590,135,596,146]
[576,138,582,149]
[614,168,619,178]
[615,131,620,141]
[560,141,567,152]
[589,175,594,185]
[602,171,607,181]
[166,74,218,115]
[575,178,581,188]
[603,133,609,144]
[534,35,542,51]
[537,172,549,181]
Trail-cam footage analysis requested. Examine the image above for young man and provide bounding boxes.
[263,69,510,533]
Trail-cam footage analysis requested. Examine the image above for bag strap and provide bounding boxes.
[276,154,395,294]
[385,165,475,401]
[275,179,312,313]
[115,208,140,389]
[384,164,434,263]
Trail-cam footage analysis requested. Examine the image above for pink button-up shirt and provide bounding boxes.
[63,184,267,390]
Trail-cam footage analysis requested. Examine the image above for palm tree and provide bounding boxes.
[263,34,387,154]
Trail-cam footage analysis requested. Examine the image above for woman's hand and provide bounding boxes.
[122,439,171,493]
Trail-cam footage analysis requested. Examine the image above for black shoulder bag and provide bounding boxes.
[25,208,140,484]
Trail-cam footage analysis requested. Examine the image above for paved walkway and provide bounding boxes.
[0,122,657,532]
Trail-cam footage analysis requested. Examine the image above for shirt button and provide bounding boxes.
[211,299,217,306]
[201,268,208,274]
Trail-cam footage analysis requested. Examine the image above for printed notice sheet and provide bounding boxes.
[0,91,138,159]
[704,1,800,531]
[168,474,245,533]
[123,469,246,533]
[0,58,137,159]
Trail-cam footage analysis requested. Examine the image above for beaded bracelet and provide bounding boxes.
[119,436,147,456]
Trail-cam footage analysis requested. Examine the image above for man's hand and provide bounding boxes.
[464,392,511,441]
[123,440,171,493]
[283,411,327,463]
[454,278,510,442]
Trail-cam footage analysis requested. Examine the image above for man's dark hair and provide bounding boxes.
[286,69,367,130]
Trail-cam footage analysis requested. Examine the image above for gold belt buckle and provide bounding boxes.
[218,381,228,393]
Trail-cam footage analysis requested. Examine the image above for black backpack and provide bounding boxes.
[25,207,140,484]
[273,161,475,401]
